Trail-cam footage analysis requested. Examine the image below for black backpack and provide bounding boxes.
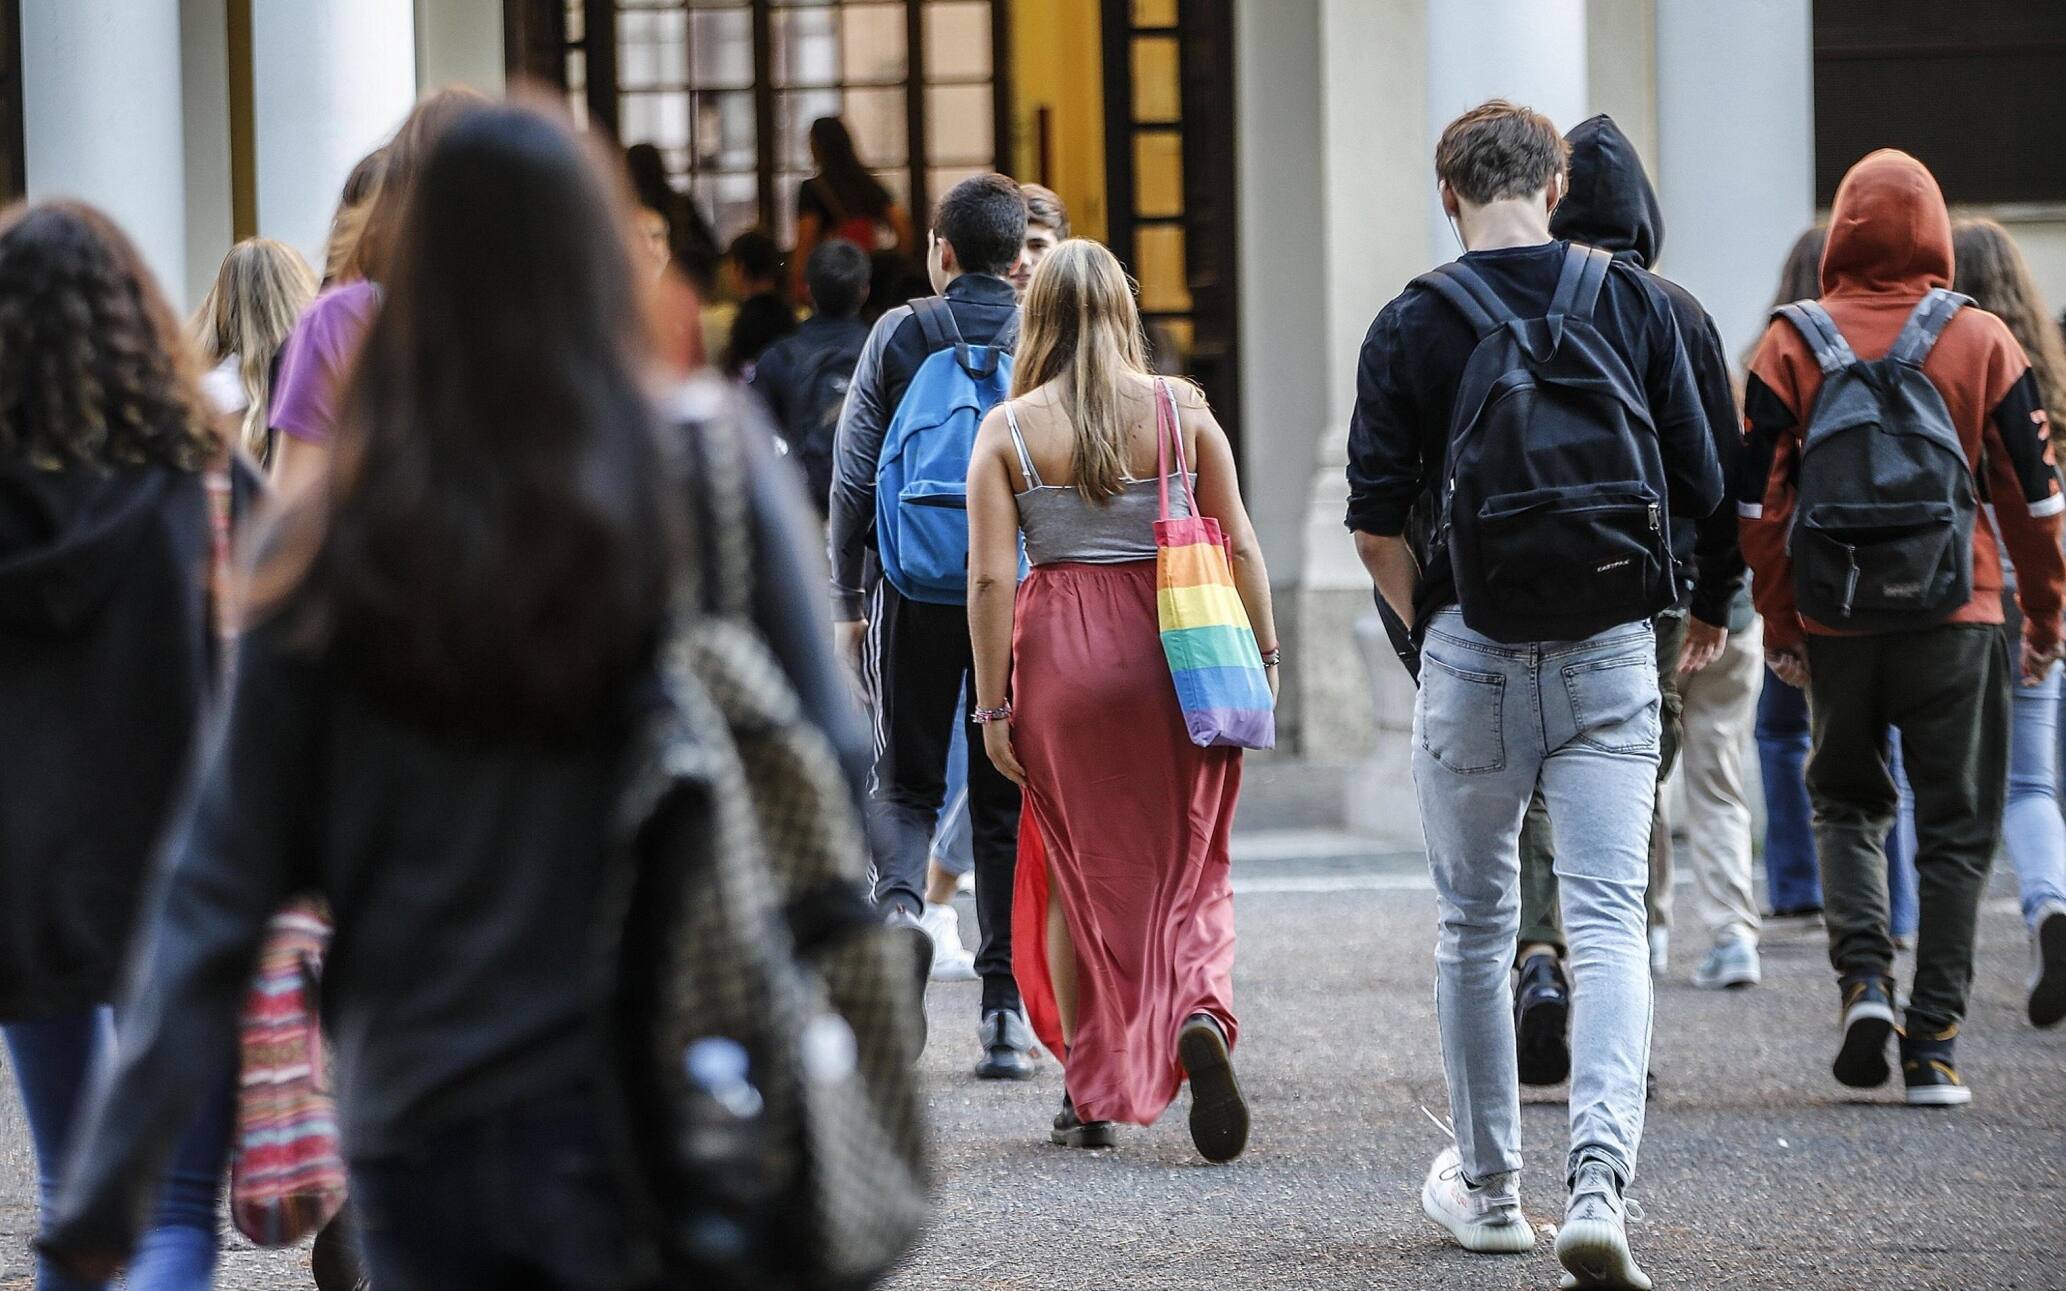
[1777,288,1977,630]
[1418,243,1677,643]
[782,329,867,515]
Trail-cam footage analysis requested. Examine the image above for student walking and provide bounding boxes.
[1950,216,2066,1027]
[968,238,1274,1159]
[1347,101,1719,1288]
[42,101,867,1289]
[193,238,318,471]
[0,201,238,1291]
[829,173,1035,1078]
[752,238,872,513]
[1741,151,2066,1106]
[1510,114,1748,1081]
[1009,183,1070,302]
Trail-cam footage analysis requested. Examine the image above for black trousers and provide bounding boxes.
[864,579,1022,1014]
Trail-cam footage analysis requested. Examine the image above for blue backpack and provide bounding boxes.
[874,296,1018,604]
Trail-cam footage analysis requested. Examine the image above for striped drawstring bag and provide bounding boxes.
[1152,378,1276,750]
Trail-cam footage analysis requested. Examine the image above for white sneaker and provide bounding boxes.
[919,903,977,982]
[1647,927,1669,978]
[1692,936,1761,990]
[1555,1159,1651,1290]
[1420,1146,1534,1253]
[955,870,976,895]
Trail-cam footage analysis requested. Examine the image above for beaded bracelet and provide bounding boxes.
[971,704,1013,724]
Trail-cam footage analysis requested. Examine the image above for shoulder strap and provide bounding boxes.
[1416,261,1510,338]
[1001,401,1041,489]
[678,398,758,621]
[1775,300,1857,375]
[1889,288,1972,369]
[1154,378,1200,523]
[910,294,960,354]
[1550,243,1612,322]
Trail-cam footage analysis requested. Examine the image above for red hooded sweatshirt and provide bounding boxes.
[1739,149,2064,654]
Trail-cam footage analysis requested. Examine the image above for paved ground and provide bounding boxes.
[5,830,2063,1289]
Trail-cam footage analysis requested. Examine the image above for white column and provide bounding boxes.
[252,0,419,273]
[1426,0,1590,256]
[1654,0,1814,359]
[20,0,190,299]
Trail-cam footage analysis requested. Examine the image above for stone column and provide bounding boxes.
[20,0,190,298]
[1654,0,1814,358]
[251,0,419,272]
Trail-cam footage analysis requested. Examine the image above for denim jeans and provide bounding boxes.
[3,1009,232,1291]
[349,1090,658,1291]
[930,690,976,879]
[1752,671,1919,937]
[2005,661,2066,927]
[1414,609,1657,1187]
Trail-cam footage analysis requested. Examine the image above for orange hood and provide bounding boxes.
[1820,150,1952,298]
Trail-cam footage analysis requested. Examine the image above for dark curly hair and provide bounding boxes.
[0,201,215,472]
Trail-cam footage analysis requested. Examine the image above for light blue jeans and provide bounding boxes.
[2007,661,2066,927]
[1414,609,1658,1188]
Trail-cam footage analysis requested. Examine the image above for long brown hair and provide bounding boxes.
[1010,239,1153,503]
[1953,219,2066,441]
[323,148,387,286]
[0,201,215,472]
[353,86,489,286]
[194,238,318,461]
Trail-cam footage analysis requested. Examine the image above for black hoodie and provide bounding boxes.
[1551,114,1747,629]
[0,463,217,1019]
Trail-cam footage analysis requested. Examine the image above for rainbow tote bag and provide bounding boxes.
[1153,378,1275,750]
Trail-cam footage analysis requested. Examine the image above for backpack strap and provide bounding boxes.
[1416,261,1510,338]
[1550,243,1612,322]
[910,293,1005,381]
[1889,288,1972,369]
[1775,300,1857,375]
[1001,401,1043,489]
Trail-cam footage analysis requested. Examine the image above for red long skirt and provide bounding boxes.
[1010,560,1241,1126]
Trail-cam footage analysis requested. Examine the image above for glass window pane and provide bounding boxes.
[1134,131,1183,218]
[622,89,692,151]
[778,89,846,170]
[690,8,754,88]
[1146,317,1193,376]
[874,168,910,213]
[1131,0,1178,26]
[840,87,909,169]
[773,7,838,86]
[925,84,993,166]
[565,0,584,44]
[695,172,761,242]
[693,90,756,170]
[924,3,992,81]
[619,8,687,90]
[1132,35,1181,122]
[842,5,909,83]
[1135,224,1191,313]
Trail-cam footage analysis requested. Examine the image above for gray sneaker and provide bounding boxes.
[1692,937,1761,990]
[1556,1159,1650,1290]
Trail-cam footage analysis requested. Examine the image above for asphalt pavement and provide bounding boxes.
[4,836,2063,1290]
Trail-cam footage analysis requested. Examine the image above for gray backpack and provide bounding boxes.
[1779,288,1977,630]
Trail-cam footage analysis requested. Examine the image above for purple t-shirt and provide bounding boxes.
[270,280,380,444]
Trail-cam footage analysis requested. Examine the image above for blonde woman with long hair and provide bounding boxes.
[193,238,318,468]
[967,239,1278,1160]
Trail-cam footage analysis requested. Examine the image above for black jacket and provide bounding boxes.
[1549,114,1747,628]
[826,273,1018,618]
[0,464,218,1020]
[47,399,870,1260]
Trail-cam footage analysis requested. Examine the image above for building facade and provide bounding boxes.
[12,0,2064,835]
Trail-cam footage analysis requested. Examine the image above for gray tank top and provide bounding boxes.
[1004,381,1195,567]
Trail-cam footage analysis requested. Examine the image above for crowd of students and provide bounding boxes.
[0,78,2062,1291]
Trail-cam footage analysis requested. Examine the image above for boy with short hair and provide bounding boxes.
[1009,183,1071,300]
[752,240,872,516]
[1347,100,1719,1288]
[828,174,1036,1080]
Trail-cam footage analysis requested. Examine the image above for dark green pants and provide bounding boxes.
[1518,611,1687,956]
[1804,625,2009,1034]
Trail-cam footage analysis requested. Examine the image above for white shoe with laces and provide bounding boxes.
[919,902,977,982]
[1420,1146,1535,1253]
[1555,1159,1651,1290]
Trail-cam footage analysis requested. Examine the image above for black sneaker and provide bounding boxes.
[1899,1025,1973,1107]
[1516,952,1571,1086]
[1177,1014,1249,1164]
[2028,901,2066,1029]
[973,1008,1037,1080]
[1832,974,1897,1089]
[1051,1094,1117,1149]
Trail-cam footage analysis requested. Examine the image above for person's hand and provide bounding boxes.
[834,619,865,677]
[2020,633,2063,687]
[1679,620,1727,675]
[982,719,1025,786]
[1765,643,1810,689]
